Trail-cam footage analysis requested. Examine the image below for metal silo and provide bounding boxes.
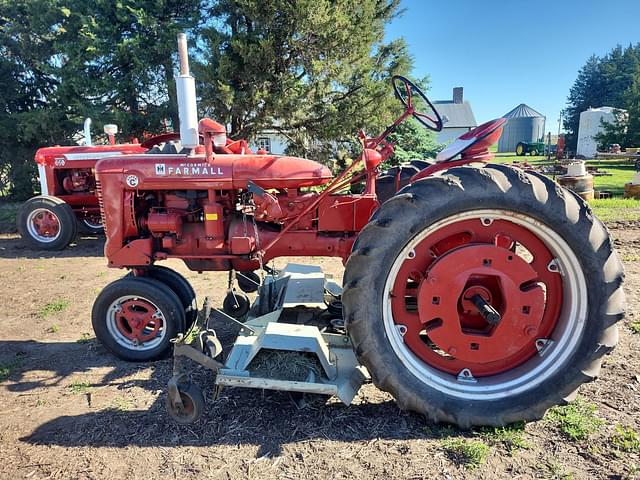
[497,104,546,153]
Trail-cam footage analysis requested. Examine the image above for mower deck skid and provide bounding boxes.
[168,265,369,422]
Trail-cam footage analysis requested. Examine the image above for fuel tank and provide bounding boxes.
[95,152,333,190]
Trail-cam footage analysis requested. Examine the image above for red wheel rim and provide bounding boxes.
[30,209,60,238]
[114,298,163,343]
[390,217,563,377]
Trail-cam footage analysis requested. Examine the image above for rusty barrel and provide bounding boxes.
[624,183,640,199]
[558,174,594,201]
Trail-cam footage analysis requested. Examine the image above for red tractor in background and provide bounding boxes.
[17,120,253,250]
[90,34,624,427]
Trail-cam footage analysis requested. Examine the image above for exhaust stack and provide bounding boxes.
[176,33,199,149]
[83,118,92,146]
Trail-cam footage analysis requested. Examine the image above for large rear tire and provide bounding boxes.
[17,196,77,250]
[343,164,624,427]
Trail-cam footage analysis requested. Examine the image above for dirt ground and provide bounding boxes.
[0,226,639,480]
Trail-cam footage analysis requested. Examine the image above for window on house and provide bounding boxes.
[257,137,271,153]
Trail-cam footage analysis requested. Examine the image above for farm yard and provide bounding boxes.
[0,205,639,479]
[2,1,640,478]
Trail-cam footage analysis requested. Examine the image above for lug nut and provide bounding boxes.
[524,325,537,337]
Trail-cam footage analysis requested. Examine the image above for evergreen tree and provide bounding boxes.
[194,0,412,161]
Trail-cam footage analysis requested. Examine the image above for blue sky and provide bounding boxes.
[386,0,640,134]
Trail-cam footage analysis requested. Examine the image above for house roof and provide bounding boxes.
[433,100,477,128]
[503,103,544,118]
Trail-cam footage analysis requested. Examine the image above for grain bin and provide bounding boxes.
[497,104,546,153]
[576,107,625,159]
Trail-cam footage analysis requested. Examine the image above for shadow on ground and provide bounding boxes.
[2,339,450,457]
[0,235,104,259]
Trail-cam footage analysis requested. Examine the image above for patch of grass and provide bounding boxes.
[590,198,640,222]
[611,425,640,453]
[481,421,529,453]
[441,438,490,469]
[630,321,640,334]
[0,353,25,382]
[540,461,575,480]
[77,333,94,343]
[112,397,133,412]
[546,397,604,441]
[68,380,92,394]
[39,298,70,318]
[46,324,60,333]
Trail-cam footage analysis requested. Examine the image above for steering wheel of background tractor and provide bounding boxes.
[392,75,443,132]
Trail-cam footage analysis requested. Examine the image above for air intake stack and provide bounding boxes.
[176,33,199,150]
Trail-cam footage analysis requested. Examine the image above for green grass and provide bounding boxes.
[0,355,25,382]
[546,397,604,441]
[630,321,640,334]
[612,425,640,453]
[441,438,490,469]
[38,298,70,318]
[481,421,529,453]
[77,333,94,343]
[492,153,640,221]
[590,198,640,222]
[68,380,92,394]
[46,324,60,334]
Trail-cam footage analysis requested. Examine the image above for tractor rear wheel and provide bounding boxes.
[17,196,77,250]
[92,277,186,361]
[343,164,624,427]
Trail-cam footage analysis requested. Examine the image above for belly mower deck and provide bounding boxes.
[167,264,370,424]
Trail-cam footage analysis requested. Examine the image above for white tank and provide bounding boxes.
[576,107,624,158]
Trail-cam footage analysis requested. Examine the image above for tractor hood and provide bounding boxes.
[95,153,333,190]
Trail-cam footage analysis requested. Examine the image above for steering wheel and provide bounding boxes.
[392,75,443,132]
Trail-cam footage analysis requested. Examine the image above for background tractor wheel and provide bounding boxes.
[343,164,624,427]
[515,142,526,156]
[92,276,185,361]
[530,148,538,156]
[166,383,205,425]
[78,217,104,235]
[17,196,77,250]
[128,266,198,329]
[376,160,433,204]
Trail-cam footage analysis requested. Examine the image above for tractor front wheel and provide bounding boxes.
[17,196,77,250]
[92,277,186,361]
[343,164,624,427]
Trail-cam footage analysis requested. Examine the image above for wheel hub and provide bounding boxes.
[115,299,162,343]
[417,244,545,365]
[27,208,61,241]
[389,216,564,378]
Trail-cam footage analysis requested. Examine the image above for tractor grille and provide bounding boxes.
[96,179,107,236]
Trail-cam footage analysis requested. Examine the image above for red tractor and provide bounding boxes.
[91,35,624,427]
[17,120,252,250]
[17,122,147,249]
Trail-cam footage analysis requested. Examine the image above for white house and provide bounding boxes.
[249,129,289,155]
[433,87,477,144]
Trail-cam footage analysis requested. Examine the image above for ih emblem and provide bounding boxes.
[155,163,166,175]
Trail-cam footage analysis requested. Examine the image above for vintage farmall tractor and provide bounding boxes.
[17,122,148,249]
[17,117,251,250]
[91,34,624,427]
